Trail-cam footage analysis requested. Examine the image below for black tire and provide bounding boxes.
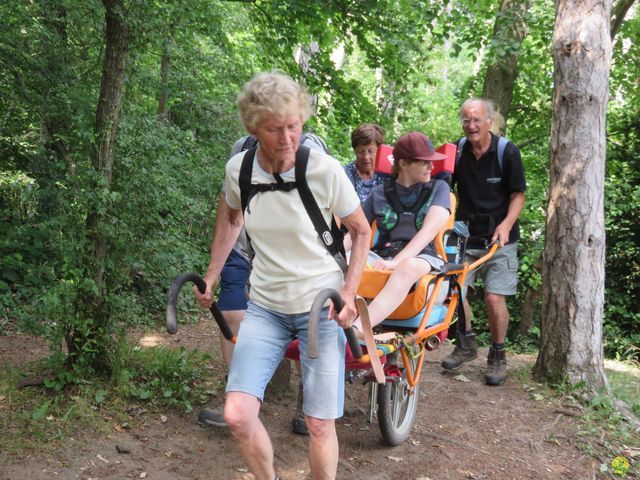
[377,355,420,446]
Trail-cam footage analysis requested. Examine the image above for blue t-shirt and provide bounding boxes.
[344,162,391,204]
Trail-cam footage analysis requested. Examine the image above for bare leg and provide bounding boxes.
[362,258,431,328]
[462,297,473,332]
[306,417,338,480]
[485,293,509,343]
[220,309,244,367]
[224,392,276,480]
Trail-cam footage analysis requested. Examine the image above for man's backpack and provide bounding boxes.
[233,132,330,156]
[238,145,348,275]
[455,136,508,172]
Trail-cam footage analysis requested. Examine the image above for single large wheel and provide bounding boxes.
[377,354,420,446]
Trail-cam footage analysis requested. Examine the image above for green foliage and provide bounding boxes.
[0,337,214,454]
[0,0,639,382]
[112,344,212,412]
[607,362,640,418]
[604,15,640,362]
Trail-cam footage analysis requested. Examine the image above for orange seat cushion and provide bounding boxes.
[357,269,435,319]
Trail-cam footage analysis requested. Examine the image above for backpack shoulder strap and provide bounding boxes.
[497,136,508,173]
[456,136,507,173]
[239,147,257,215]
[294,146,347,275]
[455,137,467,166]
[301,132,330,154]
[241,135,258,152]
[383,179,404,213]
[410,182,435,215]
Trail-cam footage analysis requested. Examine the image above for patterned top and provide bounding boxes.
[343,162,391,204]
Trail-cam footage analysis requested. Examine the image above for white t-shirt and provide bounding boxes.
[225,148,359,313]
[225,134,330,262]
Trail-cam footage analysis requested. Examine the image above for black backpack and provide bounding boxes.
[237,132,330,156]
[238,145,347,275]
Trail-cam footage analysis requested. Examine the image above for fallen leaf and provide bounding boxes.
[625,447,640,458]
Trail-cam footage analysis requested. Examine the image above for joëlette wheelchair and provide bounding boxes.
[165,192,498,447]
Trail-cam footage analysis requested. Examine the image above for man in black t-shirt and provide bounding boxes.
[441,98,526,386]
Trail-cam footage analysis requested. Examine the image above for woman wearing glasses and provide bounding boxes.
[344,123,390,203]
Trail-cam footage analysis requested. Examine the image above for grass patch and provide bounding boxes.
[0,341,217,456]
[510,358,640,479]
[606,359,640,417]
[0,371,130,456]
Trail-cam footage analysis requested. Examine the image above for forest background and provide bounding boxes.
[0,0,638,385]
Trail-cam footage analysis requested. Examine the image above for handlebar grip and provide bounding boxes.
[166,272,234,341]
[167,273,204,334]
[344,327,363,360]
[308,289,362,360]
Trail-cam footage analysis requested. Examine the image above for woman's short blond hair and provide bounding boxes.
[237,72,312,132]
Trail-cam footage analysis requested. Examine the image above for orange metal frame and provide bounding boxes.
[355,237,499,389]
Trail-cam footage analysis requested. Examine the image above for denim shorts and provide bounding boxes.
[464,242,519,296]
[226,301,346,419]
[217,249,251,311]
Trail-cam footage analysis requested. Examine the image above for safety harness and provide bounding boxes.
[373,178,436,259]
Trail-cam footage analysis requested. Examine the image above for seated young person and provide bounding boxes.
[353,131,451,333]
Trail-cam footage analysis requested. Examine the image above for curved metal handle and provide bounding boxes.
[308,288,362,360]
[467,241,500,272]
[166,272,234,341]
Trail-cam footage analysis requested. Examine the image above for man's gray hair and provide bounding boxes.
[460,98,495,121]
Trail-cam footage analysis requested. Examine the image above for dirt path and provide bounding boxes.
[1,317,602,480]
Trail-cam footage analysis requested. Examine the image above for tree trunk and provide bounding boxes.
[40,1,73,170]
[265,360,291,399]
[533,0,611,390]
[519,255,542,334]
[69,0,129,368]
[610,0,636,40]
[481,0,530,134]
[157,39,170,121]
[296,42,320,114]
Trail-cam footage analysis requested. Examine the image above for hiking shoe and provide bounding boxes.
[292,414,308,435]
[291,380,309,435]
[197,407,227,427]
[485,347,507,386]
[441,333,478,370]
